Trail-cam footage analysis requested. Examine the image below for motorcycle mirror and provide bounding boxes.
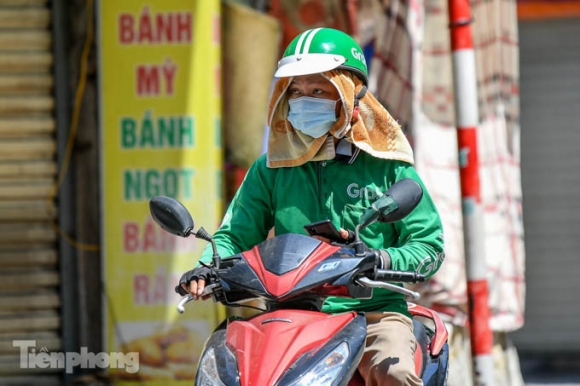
[149,196,194,238]
[358,179,423,229]
[380,178,423,223]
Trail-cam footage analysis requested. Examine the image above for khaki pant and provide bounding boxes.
[358,312,423,386]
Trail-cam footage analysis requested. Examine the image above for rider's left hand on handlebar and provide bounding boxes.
[176,266,212,300]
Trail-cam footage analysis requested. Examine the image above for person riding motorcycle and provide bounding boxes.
[178,28,445,386]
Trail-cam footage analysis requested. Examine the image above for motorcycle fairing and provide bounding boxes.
[275,312,367,386]
[215,234,376,304]
[225,309,365,386]
[243,235,342,297]
[408,303,450,385]
[217,249,375,306]
[408,302,448,356]
[212,254,352,306]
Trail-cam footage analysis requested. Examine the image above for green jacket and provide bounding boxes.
[199,151,445,317]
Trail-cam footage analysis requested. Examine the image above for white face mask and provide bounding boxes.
[287,96,338,138]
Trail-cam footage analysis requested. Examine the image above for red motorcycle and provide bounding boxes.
[149,179,449,385]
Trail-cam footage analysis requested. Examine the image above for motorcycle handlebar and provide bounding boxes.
[375,269,426,283]
[176,265,427,314]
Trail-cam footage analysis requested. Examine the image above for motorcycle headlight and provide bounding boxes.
[197,347,227,386]
[285,342,350,386]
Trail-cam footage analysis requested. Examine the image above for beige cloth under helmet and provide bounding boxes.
[266,69,414,168]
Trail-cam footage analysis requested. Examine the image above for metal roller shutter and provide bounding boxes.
[512,18,580,353]
[0,0,61,384]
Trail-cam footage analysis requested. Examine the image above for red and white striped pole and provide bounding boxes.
[447,0,494,385]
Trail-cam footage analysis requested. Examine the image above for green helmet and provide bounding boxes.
[275,28,368,85]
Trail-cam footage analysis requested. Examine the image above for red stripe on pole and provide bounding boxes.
[467,279,493,354]
[457,127,481,201]
[449,0,494,382]
[448,0,474,50]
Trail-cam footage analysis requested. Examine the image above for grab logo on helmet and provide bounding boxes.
[274,28,369,85]
[351,47,367,68]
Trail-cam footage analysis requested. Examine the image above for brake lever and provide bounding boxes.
[177,295,193,314]
[176,282,221,314]
[356,277,421,300]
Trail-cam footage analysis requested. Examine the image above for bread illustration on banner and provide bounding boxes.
[121,336,164,367]
[115,323,204,380]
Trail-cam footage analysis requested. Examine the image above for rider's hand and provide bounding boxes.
[175,266,212,300]
[312,228,352,244]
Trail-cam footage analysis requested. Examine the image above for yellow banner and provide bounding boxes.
[99,1,222,383]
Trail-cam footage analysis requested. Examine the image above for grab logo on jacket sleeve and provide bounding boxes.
[416,233,446,276]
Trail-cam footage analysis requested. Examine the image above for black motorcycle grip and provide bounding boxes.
[375,269,426,283]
